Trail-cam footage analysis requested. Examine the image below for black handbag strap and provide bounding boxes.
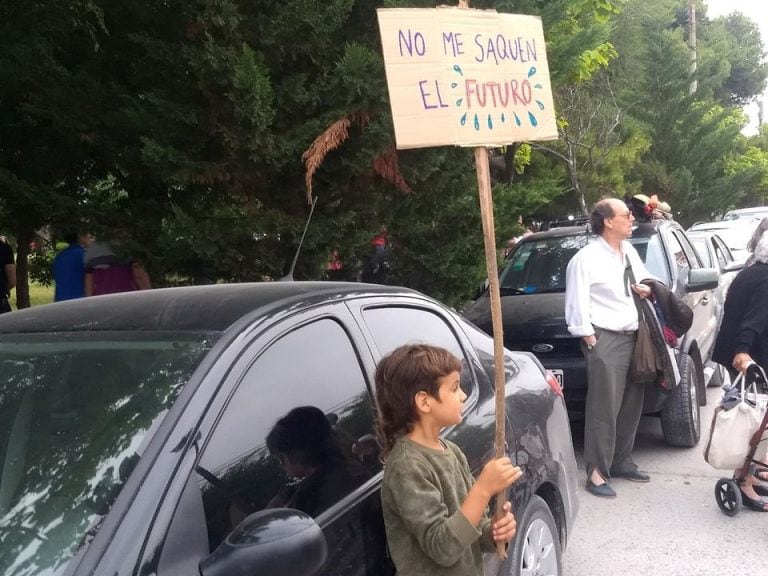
[625,255,644,321]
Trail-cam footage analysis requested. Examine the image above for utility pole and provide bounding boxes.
[688,0,697,95]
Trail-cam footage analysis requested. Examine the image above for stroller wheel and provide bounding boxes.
[715,478,742,516]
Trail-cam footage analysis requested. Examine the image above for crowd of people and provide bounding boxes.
[0,230,152,315]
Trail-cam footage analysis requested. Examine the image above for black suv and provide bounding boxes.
[0,282,578,576]
[464,220,720,447]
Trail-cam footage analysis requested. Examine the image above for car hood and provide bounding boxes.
[464,293,571,340]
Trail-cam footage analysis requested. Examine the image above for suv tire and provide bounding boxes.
[503,495,561,576]
[660,353,701,447]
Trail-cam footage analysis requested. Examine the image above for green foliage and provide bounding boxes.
[27,241,56,287]
[2,0,767,306]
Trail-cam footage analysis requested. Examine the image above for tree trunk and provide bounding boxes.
[567,159,588,216]
[503,143,520,185]
[14,228,33,309]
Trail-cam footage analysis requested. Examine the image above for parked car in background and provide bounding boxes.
[464,219,720,448]
[722,206,768,221]
[686,230,745,386]
[0,282,578,576]
[687,220,758,265]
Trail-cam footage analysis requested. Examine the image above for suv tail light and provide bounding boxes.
[544,370,563,397]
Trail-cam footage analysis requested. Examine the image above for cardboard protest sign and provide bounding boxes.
[377,7,557,149]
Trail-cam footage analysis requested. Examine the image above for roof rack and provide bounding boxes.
[542,217,590,230]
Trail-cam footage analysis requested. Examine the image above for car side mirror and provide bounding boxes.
[723,260,745,273]
[685,268,719,292]
[200,508,327,576]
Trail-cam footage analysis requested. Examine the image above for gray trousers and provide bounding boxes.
[583,326,644,479]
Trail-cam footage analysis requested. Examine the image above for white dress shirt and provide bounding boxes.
[565,236,652,336]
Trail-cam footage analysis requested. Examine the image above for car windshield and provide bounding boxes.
[499,235,591,294]
[0,332,216,576]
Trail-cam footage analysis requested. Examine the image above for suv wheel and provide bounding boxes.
[660,353,701,447]
[503,495,561,576]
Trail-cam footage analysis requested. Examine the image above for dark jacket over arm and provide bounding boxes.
[712,263,768,368]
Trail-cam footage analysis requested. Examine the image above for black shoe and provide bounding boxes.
[739,486,768,512]
[611,469,650,483]
[586,479,616,498]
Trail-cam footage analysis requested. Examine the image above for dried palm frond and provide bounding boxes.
[373,145,412,194]
[302,116,352,204]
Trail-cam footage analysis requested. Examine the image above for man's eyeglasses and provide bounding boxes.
[614,210,632,219]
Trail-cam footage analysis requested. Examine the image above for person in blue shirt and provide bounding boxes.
[53,231,91,301]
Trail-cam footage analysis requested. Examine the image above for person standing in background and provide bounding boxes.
[53,230,91,302]
[84,240,152,296]
[0,236,15,313]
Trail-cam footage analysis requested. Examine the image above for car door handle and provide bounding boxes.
[701,296,709,304]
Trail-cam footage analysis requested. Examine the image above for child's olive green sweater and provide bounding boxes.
[381,437,494,576]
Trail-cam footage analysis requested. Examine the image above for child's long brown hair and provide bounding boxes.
[374,344,461,460]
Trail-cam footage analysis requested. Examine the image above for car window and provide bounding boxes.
[689,237,712,267]
[196,318,380,554]
[628,234,670,285]
[361,306,476,396]
[498,235,590,294]
[674,231,703,268]
[665,232,691,278]
[712,236,733,266]
[0,333,214,576]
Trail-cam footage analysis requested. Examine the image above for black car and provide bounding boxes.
[0,282,578,576]
[464,220,720,447]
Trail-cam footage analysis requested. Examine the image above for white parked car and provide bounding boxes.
[687,220,759,264]
[722,206,768,221]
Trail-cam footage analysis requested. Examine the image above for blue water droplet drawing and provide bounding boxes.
[513,113,521,126]
[501,113,506,123]
[455,98,463,107]
[536,100,545,110]
[528,66,537,78]
[460,113,467,126]
[453,65,463,76]
[528,112,538,126]
[451,82,458,88]
[473,114,480,131]
[487,114,493,129]
[534,83,542,89]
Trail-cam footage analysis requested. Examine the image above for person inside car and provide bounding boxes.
[265,405,364,517]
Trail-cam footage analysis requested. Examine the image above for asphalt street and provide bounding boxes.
[563,384,766,576]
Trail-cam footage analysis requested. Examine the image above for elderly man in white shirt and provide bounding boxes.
[565,198,653,498]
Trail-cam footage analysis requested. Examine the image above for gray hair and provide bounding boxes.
[590,199,615,235]
[752,229,768,264]
[747,218,768,253]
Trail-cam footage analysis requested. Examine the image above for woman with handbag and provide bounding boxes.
[712,228,768,511]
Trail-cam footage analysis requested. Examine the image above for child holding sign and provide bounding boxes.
[374,344,522,576]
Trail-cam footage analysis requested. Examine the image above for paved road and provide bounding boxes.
[563,385,766,576]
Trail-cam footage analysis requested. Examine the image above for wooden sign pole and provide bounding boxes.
[457,0,508,561]
[474,146,509,560]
